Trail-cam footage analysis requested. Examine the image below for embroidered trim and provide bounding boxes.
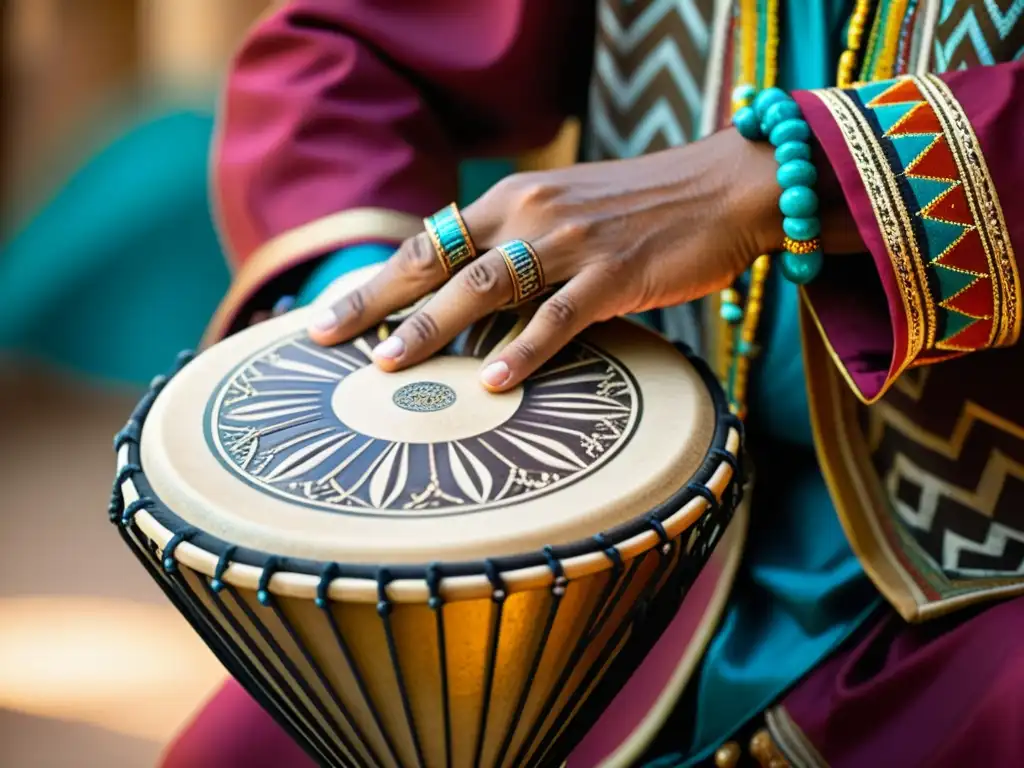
[920,74,1021,348]
[813,75,1019,377]
[812,87,929,376]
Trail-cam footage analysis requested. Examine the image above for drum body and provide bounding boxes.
[109,272,744,768]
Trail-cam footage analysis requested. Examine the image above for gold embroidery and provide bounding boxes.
[812,87,930,377]
[764,707,830,768]
[919,74,1021,348]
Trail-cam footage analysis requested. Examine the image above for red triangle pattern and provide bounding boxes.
[922,181,973,224]
[888,102,942,136]
[869,78,925,106]
[935,228,989,274]
[939,316,994,351]
[942,275,993,319]
[907,134,959,180]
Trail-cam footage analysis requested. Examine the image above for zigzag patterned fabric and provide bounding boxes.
[932,0,1024,70]
[585,0,716,160]
[854,76,1005,353]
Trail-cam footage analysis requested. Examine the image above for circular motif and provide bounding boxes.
[205,314,641,518]
[392,381,457,413]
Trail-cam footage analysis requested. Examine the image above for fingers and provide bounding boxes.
[479,269,612,392]
[307,231,446,345]
[371,250,515,370]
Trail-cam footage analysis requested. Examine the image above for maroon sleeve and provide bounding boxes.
[205,0,594,342]
[791,62,1024,403]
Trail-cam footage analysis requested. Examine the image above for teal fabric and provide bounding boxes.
[0,109,230,386]
[675,2,881,763]
[294,244,397,308]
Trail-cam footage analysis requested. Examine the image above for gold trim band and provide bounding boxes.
[423,202,478,277]
[497,239,546,304]
[203,207,421,346]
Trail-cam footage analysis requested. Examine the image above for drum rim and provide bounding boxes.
[112,340,742,587]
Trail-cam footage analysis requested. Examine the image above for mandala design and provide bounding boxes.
[206,314,641,518]
[392,382,457,413]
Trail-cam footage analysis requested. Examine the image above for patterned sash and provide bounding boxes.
[585,0,719,161]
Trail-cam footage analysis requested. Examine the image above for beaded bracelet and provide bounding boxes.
[731,85,823,285]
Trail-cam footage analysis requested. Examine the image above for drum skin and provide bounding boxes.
[109,268,745,768]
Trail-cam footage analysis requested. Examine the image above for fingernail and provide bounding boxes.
[311,308,338,333]
[481,361,511,388]
[373,336,405,361]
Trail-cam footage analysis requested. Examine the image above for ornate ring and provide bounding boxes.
[423,203,477,277]
[496,239,546,304]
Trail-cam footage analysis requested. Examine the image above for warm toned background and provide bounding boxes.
[0,3,580,767]
[1,2,266,766]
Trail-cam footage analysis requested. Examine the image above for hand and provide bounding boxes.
[307,128,858,391]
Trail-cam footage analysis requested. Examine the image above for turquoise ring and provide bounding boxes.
[496,239,545,304]
[424,203,477,276]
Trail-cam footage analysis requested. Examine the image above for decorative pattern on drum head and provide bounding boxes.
[392,382,456,413]
[206,314,641,517]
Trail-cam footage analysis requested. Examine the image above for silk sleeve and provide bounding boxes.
[206,0,593,342]
[791,61,1024,403]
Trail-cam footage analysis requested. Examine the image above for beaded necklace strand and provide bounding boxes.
[719,0,875,419]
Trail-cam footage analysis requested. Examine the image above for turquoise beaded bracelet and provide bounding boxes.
[731,85,823,285]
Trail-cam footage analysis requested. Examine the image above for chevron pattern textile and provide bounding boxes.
[586,0,717,161]
[931,0,1024,70]
[867,359,1024,590]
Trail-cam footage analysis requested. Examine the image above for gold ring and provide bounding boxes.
[423,203,477,277]
[496,239,545,304]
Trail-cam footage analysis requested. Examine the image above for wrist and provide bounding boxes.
[721,127,785,256]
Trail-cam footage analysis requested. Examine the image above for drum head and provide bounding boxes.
[140,268,715,565]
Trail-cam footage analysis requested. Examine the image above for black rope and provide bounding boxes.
[162,528,197,573]
[686,482,720,515]
[113,421,141,452]
[647,515,673,557]
[377,568,426,768]
[120,496,155,527]
[593,532,624,572]
[491,546,568,768]
[227,584,350,765]
[483,558,507,604]
[710,447,738,477]
[426,562,452,768]
[257,556,281,606]
[315,562,340,609]
[474,559,508,768]
[322,585,403,768]
[211,546,237,593]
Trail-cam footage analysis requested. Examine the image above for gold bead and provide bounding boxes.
[749,728,790,767]
[722,287,740,304]
[783,236,822,255]
[715,742,742,768]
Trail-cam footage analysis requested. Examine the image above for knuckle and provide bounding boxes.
[395,234,438,278]
[507,338,539,365]
[552,220,591,247]
[602,253,634,281]
[405,311,440,344]
[461,260,502,297]
[540,293,579,327]
[343,288,367,319]
[503,172,560,210]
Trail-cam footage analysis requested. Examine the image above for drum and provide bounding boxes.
[108,268,745,768]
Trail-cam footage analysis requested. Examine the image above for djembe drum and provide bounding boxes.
[108,269,744,768]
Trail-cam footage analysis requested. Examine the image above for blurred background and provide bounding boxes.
[1,3,267,765]
[0,2,577,765]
